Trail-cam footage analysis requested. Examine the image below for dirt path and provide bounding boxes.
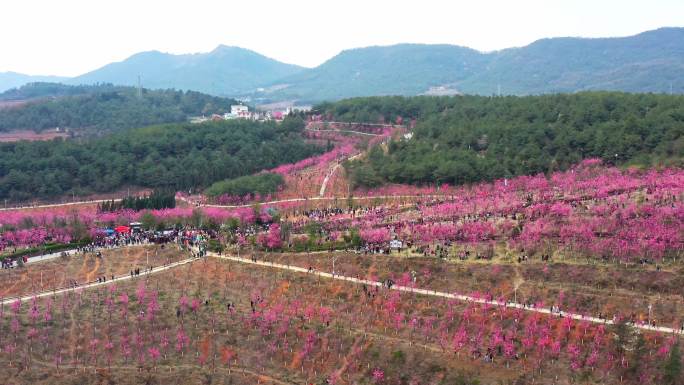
[28,359,296,385]
[349,327,518,378]
[330,335,362,380]
[77,254,90,283]
[68,301,78,364]
[130,247,143,269]
[319,162,342,197]
[85,257,101,283]
[0,270,26,297]
[512,266,524,299]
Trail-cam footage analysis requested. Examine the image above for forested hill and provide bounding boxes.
[5,28,682,102]
[0,73,68,95]
[257,27,684,102]
[323,93,684,187]
[0,82,120,101]
[0,117,321,201]
[262,44,486,101]
[0,83,236,133]
[70,46,305,96]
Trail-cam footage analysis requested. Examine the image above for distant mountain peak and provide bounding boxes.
[2,27,681,99]
[211,44,243,52]
[0,72,69,94]
[68,45,304,96]
[256,27,684,101]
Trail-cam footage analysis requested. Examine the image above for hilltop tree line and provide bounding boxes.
[0,83,236,132]
[98,190,176,212]
[0,117,320,201]
[0,82,122,101]
[261,29,684,102]
[205,172,285,198]
[322,93,684,187]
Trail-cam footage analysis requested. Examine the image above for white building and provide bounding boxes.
[189,116,209,124]
[223,105,253,120]
[231,105,249,117]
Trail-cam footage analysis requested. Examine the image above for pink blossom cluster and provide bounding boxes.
[0,264,676,381]
[319,161,683,261]
[270,144,356,176]
[257,224,282,249]
[0,205,277,249]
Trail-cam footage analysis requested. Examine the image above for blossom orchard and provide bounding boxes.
[340,161,682,262]
[0,205,277,251]
[0,260,676,383]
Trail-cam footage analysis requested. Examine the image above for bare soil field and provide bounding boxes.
[0,250,678,384]
[0,100,28,109]
[0,129,69,142]
[258,250,684,328]
[0,187,152,210]
[0,245,188,299]
[0,257,522,384]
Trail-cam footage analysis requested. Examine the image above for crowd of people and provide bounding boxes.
[1,255,26,269]
[88,230,173,249]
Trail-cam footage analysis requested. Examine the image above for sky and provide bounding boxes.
[1,0,683,77]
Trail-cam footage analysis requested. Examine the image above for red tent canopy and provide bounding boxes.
[114,225,130,233]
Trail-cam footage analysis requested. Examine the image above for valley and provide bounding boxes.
[0,28,682,382]
[0,98,681,382]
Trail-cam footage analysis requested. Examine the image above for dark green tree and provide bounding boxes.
[662,342,682,385]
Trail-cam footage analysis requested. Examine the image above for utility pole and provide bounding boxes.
[514,287,517,304]
[332,255,339,276]
[137,75,143,99]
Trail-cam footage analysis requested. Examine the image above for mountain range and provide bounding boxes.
[0,72,68,95]
[1,27,682,102]
[71,45,304,97]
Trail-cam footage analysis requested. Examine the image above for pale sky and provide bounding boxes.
[1,0,683,77]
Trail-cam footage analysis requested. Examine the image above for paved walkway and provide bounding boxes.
[1,255,198,305]
[26,249,79,265]
[6,245,681,337]
[305,128,381,137]
[319,162,342,197]
[25,243,153,265]
[201,195,446,209]
[209,252,684,336]
[307,121,404,128]
[5,185,440,211]
[0,198,118,211]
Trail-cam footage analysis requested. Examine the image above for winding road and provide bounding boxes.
[305,128,381,137]
[0,198,119,211]
[199,194,443,209]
